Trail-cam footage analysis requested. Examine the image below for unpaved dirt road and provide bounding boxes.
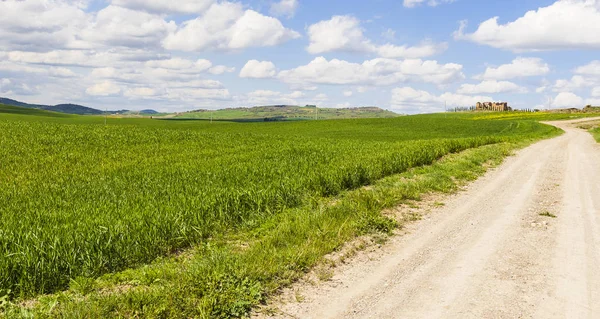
[268,118,600,319]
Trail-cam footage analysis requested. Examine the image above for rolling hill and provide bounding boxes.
[173,105,400,121]
[0,97,104,115]
[0,97,160,116]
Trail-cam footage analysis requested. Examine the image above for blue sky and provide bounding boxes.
[1,0,600,113]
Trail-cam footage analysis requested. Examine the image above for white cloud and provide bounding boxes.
[145,58,212,71]
[343,90,353,97]
[403,0,455,8]
[278,57,464,87]
[208,65,235,75]
[270,0,298,18]
[110,0,215,14]
[307,16,372,54]
[553,92,583,107]
[86,81,121,96]
[239,60,277,78]
[553,75,596,92]
[382,28,396,41]
[476,57,549,80]
[585,98,600,105]
[536,86,547,93]
[307,15,446,58]
[163,2,300,51]
[124,87,157,98]
[81,5,176,49]
[574,60,600,75]
[454,0,600,51]
[289,91,305,98]
[0,0,88,51]
[3,49,170,68]
[391,86,493,113]
[592,87,600,97]
[457,80,527,94]
[0,61,77,78]
[314,93,328,101]
[376,42,448,59]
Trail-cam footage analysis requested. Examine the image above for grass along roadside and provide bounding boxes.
[592,128,600,142]
[588,124,600,142]
[576,120,600,142]
[0,131,560,318]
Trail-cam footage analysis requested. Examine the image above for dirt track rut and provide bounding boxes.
[268,118,600,319]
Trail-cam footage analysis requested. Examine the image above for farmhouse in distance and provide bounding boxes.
[476,102,512,112]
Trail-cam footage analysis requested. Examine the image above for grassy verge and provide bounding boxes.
[0,129,560,318]
[592,128,600,142]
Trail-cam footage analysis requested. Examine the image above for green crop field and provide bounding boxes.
[0,105,569,317]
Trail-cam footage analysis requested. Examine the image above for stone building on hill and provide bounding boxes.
[476,102,511,112]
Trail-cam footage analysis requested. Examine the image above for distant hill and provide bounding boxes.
[0,97,158,116]
[0,97,103,115]
[0,104,73,117]
[174,105,399,121]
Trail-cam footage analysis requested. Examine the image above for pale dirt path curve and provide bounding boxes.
[263,117,600,319]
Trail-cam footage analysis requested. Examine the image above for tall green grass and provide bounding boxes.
[592,127,600,142]
[0,110,559,299]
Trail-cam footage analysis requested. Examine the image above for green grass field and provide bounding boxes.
[0,105,578,317]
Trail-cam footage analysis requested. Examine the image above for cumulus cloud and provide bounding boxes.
[110,0,215,14]
[391,86,493,113]
[270,0,299,18]
[239,60,277,78]
[553,92,583,107]
[81,5,176,49]
[457,80,527,94]
[163,2,300,51]
[278,57,465,87]
[0,0,88,51]
[551,60,600,93]
[307,16,447,58]
[307,16,372,54]
[454,0,600,51]
[343,90,353,97]
[86,81,121,96]
[574,60,600,76]
[476,57,549,80]
[403,0,455,8]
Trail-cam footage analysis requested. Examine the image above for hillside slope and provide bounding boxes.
[174,105,399,120]
[0,104,73,117]
[0,97,103,115]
